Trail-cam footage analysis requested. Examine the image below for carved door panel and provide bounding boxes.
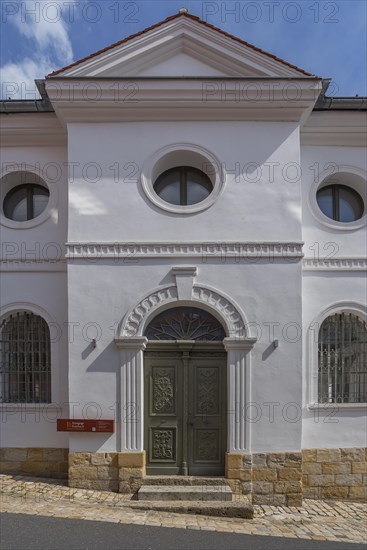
[144,353,183,475]
[188,354,227,476]
[145,345,226,476]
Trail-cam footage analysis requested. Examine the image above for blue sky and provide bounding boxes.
[1,0,366,99]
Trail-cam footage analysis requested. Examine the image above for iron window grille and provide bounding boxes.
[0,312,51,403]
[318,313,367,403]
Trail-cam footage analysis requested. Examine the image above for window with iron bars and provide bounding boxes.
[318,313,367,403]
[0,312,51,403]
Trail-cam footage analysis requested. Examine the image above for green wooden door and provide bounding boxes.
[144,342,226,476]
[144,347,183,475]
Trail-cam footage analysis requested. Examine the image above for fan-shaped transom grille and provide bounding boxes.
[145,307,226,341]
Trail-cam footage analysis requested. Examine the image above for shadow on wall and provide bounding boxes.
[262,342,277,361]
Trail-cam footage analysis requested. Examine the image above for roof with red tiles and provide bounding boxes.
[48,11,315,77]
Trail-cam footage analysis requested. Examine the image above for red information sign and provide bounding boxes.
[57,419,114,433]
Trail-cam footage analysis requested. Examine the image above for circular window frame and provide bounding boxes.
[141,143,224,214]
[0,165,57,229]
[309,165,366,231]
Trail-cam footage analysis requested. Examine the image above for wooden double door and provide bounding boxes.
[144,341,227,476]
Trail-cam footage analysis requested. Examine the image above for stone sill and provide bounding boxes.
[307,403,367,411]
[0,404,63,411]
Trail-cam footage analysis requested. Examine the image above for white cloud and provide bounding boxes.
[11,0,74,64]
[1,0,75,99]
[1,57,54,100]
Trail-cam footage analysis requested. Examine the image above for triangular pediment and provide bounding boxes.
[49,13,314,79]
[126,52,229,78]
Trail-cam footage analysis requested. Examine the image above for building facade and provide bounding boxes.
[1,12,366,505]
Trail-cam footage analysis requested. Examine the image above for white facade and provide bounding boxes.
[1,13,366,470]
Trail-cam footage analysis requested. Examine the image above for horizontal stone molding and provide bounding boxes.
[0,404,64,412]
[301,112,367,147]
[0,113,67,147]
[115,336,148,350]
[224,337,257,351]
[0,260,67,272]
[303,258,367,271]
[66,242,304,260]
[307,403,367,411]
[46,77,322,123]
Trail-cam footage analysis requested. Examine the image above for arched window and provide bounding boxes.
[0,312,51,403]
[145,307,226,341]
[318,313,367,403]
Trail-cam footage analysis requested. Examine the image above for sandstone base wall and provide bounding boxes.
[226,451,303,506]
[0,448,68,479]
[225,447,366,505]
[69,451,145,493]
[1,447,365,503]
[302,448,367,501]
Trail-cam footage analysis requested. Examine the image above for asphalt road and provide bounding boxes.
[0,513,365,550]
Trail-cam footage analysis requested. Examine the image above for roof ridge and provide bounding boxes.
[48,11,314,78]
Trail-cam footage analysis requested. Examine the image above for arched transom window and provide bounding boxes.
[0,312,51,403]
[145,307,226,341]
[318,313,367,403]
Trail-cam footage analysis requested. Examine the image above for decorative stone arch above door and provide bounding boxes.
[115,268,256,455]
[119,268,249,340]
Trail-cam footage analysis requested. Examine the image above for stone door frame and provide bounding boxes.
[115,268,257,470]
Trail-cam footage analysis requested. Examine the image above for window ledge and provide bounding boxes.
[0,403,63,411]
[307,403,367,411]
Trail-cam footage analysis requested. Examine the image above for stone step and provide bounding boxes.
[137,484,232,501]
[127,499,253,519]
[143,476,228,486]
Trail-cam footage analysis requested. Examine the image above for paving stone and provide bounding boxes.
[1,474,366,545]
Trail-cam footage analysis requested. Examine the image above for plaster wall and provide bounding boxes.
[302,272,367,449]
[66,259,302,453]
[300,144,366,450]
[1,146,68,260]
[301,145,366,260]
[0,271,68,448]
[1,120,365,456]
[66,121,302,243]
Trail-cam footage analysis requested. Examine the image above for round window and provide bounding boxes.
[3,183,50,222]
[316,184,364,223]
[154,166,213,206]
[141,144,224,214]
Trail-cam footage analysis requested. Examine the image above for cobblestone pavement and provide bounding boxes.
[0,475,366,545]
